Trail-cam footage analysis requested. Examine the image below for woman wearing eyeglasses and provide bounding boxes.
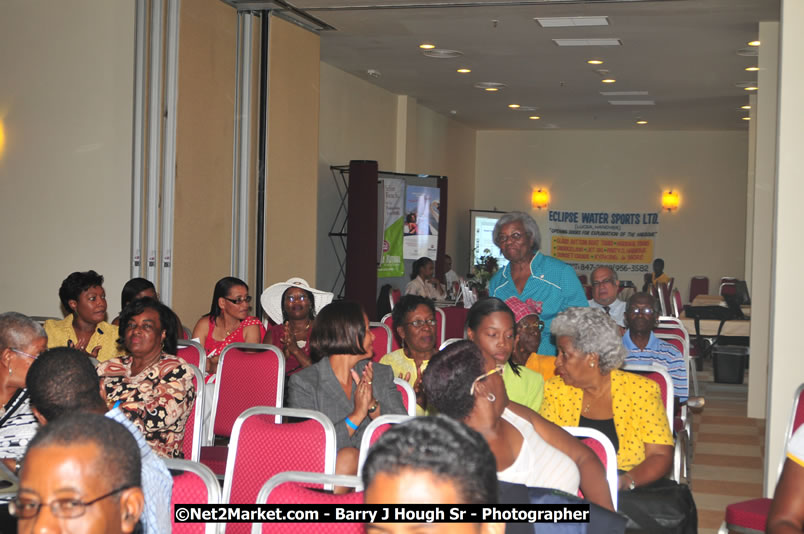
[423,339,613,510]
[260,277,334,376]
[379,295,438,414]
[191,276,265,375]
[467,298,545,412]
[511,309,557,381]
[488,212,588,356]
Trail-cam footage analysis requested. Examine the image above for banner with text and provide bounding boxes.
[378,178,406,278]
[403,185,440,260]
[547,210,660,277]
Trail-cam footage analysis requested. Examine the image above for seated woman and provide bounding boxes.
[192,276,265,375]
[287,301,406,479]
[380,294,438,414]
[404,257,446,300]
[97,297,195,459]
[45,270,121,362]
[423,340,613,510]
[539,306,674,492]
[260,277,333,376]
[111,278,156,326]
[467,298,545,412]
[511,309,556,381]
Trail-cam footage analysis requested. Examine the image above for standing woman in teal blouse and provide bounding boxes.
[466,298,544,412]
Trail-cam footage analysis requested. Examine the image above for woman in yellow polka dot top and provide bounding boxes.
[539,307,673,492]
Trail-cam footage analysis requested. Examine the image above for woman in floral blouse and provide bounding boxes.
[97,297,195,459]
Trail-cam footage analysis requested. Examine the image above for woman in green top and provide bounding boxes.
[466,298,544,412]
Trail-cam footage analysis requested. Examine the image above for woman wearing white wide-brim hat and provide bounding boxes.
[261,278,334,375]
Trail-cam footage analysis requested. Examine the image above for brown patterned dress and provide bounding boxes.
[97,353,195,459]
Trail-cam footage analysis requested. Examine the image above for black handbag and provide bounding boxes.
[617,478,697,534]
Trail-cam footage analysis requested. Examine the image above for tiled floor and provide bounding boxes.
[689,369,764,534]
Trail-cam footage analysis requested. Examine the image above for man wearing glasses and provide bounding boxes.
[587,267,626,329]
[11,412,144,534]
[622,293,688,401]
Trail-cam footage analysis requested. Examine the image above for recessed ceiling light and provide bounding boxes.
[742,117,751,121]
[601,79,616,84]
[486,88,499,92]
[748,40,761,47]
[553,38,622,47]
[636,120,648,125]
[457,68,471,73]
[508,104,520,109]
[474,82,507,91]
[423,49,463,59]
[741,105,751,110]
[535,16,609,28]
[587,59,604,65]
[744,86,758,91]
[529,116,541,120]
[419,43,435,49]
[745,66,759,72]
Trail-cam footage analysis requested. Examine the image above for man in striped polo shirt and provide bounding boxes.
[622,292,688,401]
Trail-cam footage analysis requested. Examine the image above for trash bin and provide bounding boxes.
[712,346,749,384]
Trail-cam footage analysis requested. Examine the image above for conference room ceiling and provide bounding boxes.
[284,0,780,130]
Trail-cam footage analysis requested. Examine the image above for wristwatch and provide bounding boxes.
[624,473,636,490]
[367,400,379,414]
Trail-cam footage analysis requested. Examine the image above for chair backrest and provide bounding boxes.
[670,288,683,318]
[390,288,401,310]
[721,276,739,285]
[776,383,804,482]
[434,307,446,348]
[655,322,698,396]
[656,282,669,315]
[584,285,593,300]
[689,276,709,303]
[209,343,285,442]
[440,306,468,340]
[255,472,364,534]
[165,459,221,534]
[394,377,416,416]
[357,414,413,475]
[439,337,462,351]
[719,282,737,297]
[369,322,392,363]
[578,274,588,286]
[380,313,401,351]
[622,363,674,430]
[222,407,336,534]
[177,339,207,373]
[182,364,205,462]
[562,427,618,510]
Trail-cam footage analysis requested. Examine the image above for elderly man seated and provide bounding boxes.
[587,267,626,328]
[622,292,687,401]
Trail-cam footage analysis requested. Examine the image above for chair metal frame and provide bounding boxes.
[165,458,221,534]
[221,406,337,506]
[208,343,285,443]
[562,426,619,510]
[356,414,414,475]
[184,364,205,462]
[439,337,462,350]
[369,322,392,360]
[177,339,208,375]
[393,377,417,416]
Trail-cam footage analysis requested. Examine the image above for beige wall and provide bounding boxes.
[475,130,748,298]
[173,0,238,324]
[264,16,320,288]
[0,0,134,317]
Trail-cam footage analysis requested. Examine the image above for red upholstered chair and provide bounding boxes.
[719,383,804,534]
[688,276,709,303]
[369,322,392,362]
[389,288,401,310]
[222,407,336,534]
[254,472,364,534]
[380,313,400,351]
[721,276,739,285]
[719,282,737,297]
[182,364,205,462]
[165,458,221,534]
[356,414,413,475]
[441,306,468,340]
[394,377,416,416]
[670,288,683,318]
[584,285,593,300]
[562,427,619,510]
[177,339,207,373]
[656,282,670,316]
[200,344,285,476]
[434,307,446,348]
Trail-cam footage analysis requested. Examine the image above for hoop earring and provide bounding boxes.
[487,393,496,402]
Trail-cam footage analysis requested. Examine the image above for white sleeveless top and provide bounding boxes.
[497,408,581,494]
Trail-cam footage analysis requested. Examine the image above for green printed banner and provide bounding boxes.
[378,178,405,278]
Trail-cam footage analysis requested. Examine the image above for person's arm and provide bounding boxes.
[242,323,262,344]
[510,402,614,511]
[191,317,207,344]
[618,443,673,490]
[767,458,804,533]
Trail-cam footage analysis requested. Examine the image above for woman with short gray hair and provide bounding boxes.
[540,306,674,493]
[488,211,588,356]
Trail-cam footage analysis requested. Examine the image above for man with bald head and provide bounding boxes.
[587,267,626,328]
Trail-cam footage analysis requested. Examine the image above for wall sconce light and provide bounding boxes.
[531,188,550,210]
[661,190,680,212]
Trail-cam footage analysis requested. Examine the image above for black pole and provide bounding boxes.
[255,11,269,319]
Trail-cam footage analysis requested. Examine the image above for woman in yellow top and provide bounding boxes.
[44,270,121,362]
[507,301,556,381]
[380,295,437,414]
[539,306,673,491]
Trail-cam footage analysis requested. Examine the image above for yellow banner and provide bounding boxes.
[550,236,654,264]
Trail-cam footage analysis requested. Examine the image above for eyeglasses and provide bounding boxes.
[591,278,617,287]
[496,232,526,245]
[519,320,544,333]
[404,318,437,329]
[286,294,308,303]
[469,364,504,395]
[627,307,655,316]
[10,348,38,361]
[10,485,133,519]
[223,296,252,305]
